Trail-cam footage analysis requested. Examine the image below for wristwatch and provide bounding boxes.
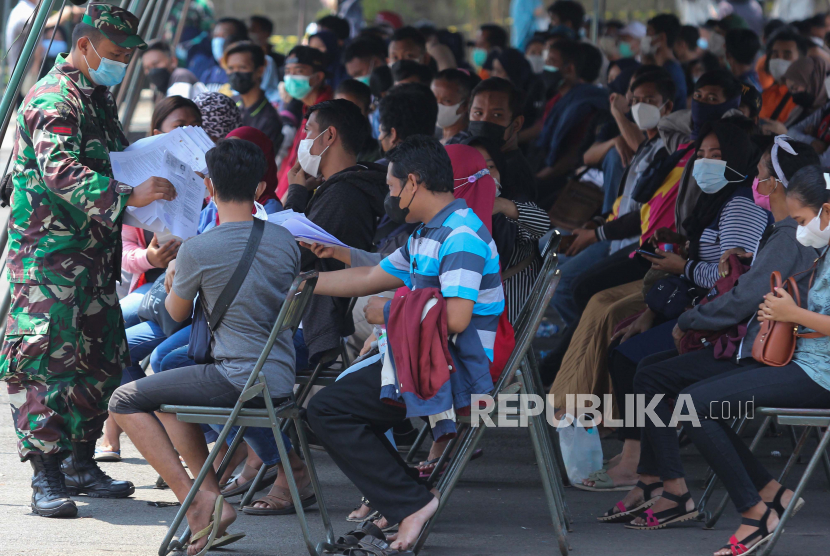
[115,181,133,196]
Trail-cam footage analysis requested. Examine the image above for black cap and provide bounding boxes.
[739,82,762,118]
[286,45,327,72]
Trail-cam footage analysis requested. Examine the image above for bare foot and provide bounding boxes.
[416,439,448,473]
[602,476,662,518]
[349,503,373,521]
[389,496,439,551]
[218,444,248,485]
[714,501,778,556]
[629,479,693,527]
[250,456,309,510]
[186,491,236,556]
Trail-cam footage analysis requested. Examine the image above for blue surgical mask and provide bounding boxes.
[692,158,746,194]
[42,39,67,59]
[84,41,128,87]
[355,74,371,86]
[211,36,225,62]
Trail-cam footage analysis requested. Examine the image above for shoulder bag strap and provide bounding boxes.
[769,92,792,122]
[206,218,265,332]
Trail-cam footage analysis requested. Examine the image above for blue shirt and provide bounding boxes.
[663,60,687,111]
[793,254,830,392]
[379,198,504,361]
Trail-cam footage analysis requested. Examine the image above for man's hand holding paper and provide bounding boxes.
[127,176,177,207]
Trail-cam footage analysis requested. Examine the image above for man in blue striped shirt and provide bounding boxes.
[307,135,503,551]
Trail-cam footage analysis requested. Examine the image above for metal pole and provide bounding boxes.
[296,0,307,41]
[0,0,57,151]
[170,0,192,49]
[591,0,600,42]
[114,0,152,104]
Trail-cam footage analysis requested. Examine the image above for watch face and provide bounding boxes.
[116,182,134,195]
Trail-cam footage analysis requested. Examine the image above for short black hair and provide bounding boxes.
[648,13,681,48]
[151,95,202,133]
[678,25,699,51]
[335,79,372,113]
[763,19,786,41]
[143,39,172,57]
[762,138,819,182]
[549,39,583,73]
[344,37,387,63]
[387,135,454,193]
[480,24,509,49]
[787,165,830,209]
[224,41,266,68]
[379,83,438,140]
[370,64,394,98]
[390,26,426,50]
[317,15,351,42]
[629,68,676,104]
[249,15,273,36]
[547,0,585,30]
[694,69,743,99]
[577,42,602,82]
[206,138,267,203]
[71,23,104,48]
[391,59,434,85]
[471,77,524,120]
[725,29,760,65]
[767,28,809,56]
[433,68,479,99]
[306,99,369,156]
[525,36,546,50]
[215,17,249,42]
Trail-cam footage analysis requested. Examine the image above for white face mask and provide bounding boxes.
[631,102,664,130]
[639,35,654,56]
[436,101,464,128]
[768,58,792,81]
[526,54,546,74]
[708,33,726,56]
[297,128,330,177]
[796,208,830,248]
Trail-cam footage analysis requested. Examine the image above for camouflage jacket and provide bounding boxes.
[8,54,133,287]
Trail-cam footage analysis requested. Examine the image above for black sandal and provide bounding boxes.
[332,521,387,549]
[766,485,805,517]
[624,490,698,530]
[347,497,379,523]
[718,507,775,555]
[597,480,663,523]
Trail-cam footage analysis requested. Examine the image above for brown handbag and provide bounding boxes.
[752,260,826,367]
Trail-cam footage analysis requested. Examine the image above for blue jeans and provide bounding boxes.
[121,320,168,385]
[151,325,192,372]
[209,424,290,465]
[601,147,624,214]
[549,239,611,329]
[120,283,153,328]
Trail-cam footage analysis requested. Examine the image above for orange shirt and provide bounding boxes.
[756,55,774,91]
[760,83,797,123]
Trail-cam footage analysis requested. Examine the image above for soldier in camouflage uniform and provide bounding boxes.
[2,3,177,517]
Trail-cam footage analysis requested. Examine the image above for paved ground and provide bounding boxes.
[2,388,829,556]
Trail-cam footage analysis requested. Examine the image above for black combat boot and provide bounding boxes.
[30,454,77,517]
[61,441,135,498]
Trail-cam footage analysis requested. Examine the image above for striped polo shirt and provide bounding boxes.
[379,198,504,360]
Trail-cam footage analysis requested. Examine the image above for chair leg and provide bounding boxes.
[779,426,811,485]
[704,416,771,529]
[519,369,569,556]
[426,432,460,488]
[295,416,335,546]
[238,447,272,509]
[405,423,431,464]
[759,426,830,556]
[158,412,245,556]
[811,426,830,489]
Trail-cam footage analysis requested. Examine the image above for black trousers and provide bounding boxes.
[306,362,434,525]
[633,348,747,479]
[683,362,830,512]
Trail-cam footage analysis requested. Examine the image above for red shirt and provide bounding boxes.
[276,86,334,200]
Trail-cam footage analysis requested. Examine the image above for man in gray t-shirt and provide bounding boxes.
[111,139,316,547]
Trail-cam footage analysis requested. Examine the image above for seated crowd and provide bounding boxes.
[21,5,830,556]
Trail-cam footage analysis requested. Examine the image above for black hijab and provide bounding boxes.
[684,120,757,257]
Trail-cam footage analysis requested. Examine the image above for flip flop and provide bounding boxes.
[188,495,224,556]
[221,464,279,498]
[94,448,121,462]
[241,483,317,516]
[211,531,246,549]
[572,470,635,492]
[416,448,483,478]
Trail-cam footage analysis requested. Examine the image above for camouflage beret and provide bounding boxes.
[82,3,147,50]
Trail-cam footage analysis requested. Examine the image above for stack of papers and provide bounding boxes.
[110,126,213,240]
[267,210,349,248]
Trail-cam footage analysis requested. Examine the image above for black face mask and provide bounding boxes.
[228,71,256,94]
[792,91,815,108]
[384,186,417,224]
[468,120,508,149]
[148,67,171,92]
[541,69,562,96]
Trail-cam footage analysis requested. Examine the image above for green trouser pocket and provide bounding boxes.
[0,312,51,381]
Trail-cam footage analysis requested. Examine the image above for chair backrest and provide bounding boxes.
[239,271,319,392]
[492,232,562,394]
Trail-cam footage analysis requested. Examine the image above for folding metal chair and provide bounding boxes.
[697,408,830,556]
[413,231,572,556]
[156,271,335,556]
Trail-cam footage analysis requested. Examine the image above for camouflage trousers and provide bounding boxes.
[0,283,129,460]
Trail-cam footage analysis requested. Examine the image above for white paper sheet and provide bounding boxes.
[266,210,349,248]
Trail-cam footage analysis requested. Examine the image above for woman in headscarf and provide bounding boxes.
[488,47,547,129]
[784,60,830,166]
[309,29,347,88]
[226,126,282,211]
[193,91,242,141]
[444,144,497,232]
[771,55,830,130]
